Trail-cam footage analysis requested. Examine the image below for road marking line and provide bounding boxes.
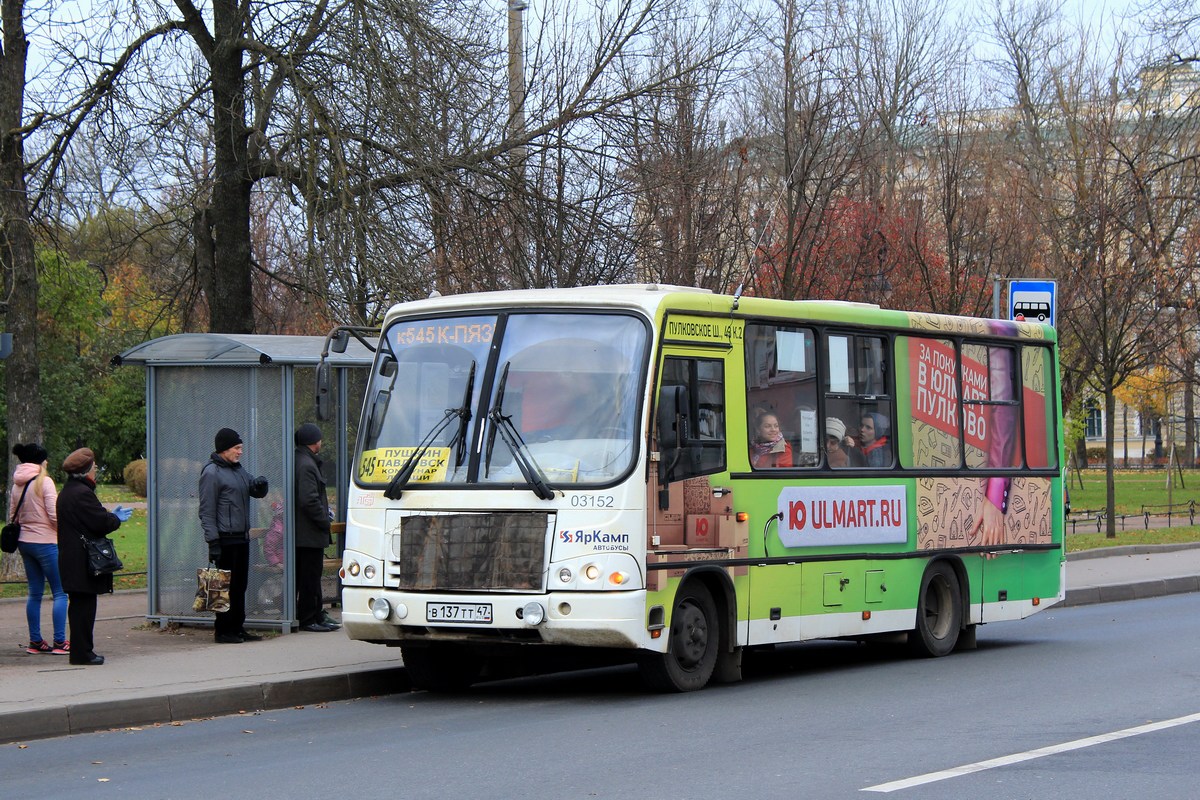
[863,711,1200,793]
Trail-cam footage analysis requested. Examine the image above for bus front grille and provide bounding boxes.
[393,512,550,591]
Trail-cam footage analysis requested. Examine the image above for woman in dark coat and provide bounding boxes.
[57,447,128,666]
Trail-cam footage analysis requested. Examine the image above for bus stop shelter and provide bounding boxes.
[115,333,373,632]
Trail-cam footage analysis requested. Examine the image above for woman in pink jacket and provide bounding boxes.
[10,443,67,655]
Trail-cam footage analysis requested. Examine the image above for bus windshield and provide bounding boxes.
[357,311,648,489]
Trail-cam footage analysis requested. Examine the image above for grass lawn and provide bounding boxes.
[1067,468,1200,515]
[1,485,147,599]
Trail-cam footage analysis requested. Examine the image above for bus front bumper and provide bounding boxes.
[341,587,650,649]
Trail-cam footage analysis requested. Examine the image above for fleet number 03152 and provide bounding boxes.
[570,494,615,508]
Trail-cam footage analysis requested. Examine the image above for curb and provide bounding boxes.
[2,665,409,744]
[1067,542,1200,561]
[1062,575,1200,607]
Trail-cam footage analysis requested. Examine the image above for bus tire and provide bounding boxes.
[401,644,483,691]
[907,561,962,658]
[638,583,719,692]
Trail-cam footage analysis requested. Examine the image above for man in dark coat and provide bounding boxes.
[294,423,337,632]
[57,447,127,665]
[199,428,268,644]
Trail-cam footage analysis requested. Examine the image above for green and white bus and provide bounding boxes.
[335,284,1064,691]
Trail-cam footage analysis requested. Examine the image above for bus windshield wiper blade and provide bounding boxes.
[484,362,510,476]
[450,361,476,467]
[484,362,553,500]
[383,409,457,499]
[384,361,476,500]
[489,407,555,500]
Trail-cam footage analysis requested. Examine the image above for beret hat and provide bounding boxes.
[62,447,95,474]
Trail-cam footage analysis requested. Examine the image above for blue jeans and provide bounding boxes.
[18,541,67,644]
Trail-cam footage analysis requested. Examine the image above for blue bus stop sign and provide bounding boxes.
[1009,279,1056,326]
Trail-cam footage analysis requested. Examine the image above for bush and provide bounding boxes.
[1085,447,1107,465]
[124,459,148,497]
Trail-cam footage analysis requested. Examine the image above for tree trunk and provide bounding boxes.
[1105,386,1117,538]
[0,0,35,581]
[1185,362,1195,467]
[205,0,255,334]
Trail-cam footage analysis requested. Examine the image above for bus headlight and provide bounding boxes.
[347,561,361,577]
[558,567,573,583]
[364,564,376,580]
[584,564,601,581]
[521,602,546,626]
[371,597,392,620]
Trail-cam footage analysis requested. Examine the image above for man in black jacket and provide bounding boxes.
[294,423,338,632]
[199,427,268,644]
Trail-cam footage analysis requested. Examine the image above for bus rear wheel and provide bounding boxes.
[639,583,719,692]
[401,644,483,692]
[908,561,962,658]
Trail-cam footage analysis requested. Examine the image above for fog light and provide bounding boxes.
[370,597,391,620]
[521,602,546,626]
[584,564,600,581]
[558,602,572,616]
[364,564,376,580]
[348,561,361,577]
[558,567,573,583]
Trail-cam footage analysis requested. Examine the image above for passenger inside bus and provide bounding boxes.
[750,408,793,468]
[825,416,862,468]
[857,411,892,467]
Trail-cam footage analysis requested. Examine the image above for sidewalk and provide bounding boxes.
[3,544,1200,743]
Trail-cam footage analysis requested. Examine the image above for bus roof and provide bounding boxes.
[382,285,1055,342]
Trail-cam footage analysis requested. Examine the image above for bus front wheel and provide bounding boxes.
[907,562,962,658]
[639,583,719,692]
[401,644,483,692]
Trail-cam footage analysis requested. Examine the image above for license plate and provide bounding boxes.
[427,602,493,624]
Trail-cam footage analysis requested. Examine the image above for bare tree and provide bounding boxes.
[0,0,40,580]
[991,0,1199,534]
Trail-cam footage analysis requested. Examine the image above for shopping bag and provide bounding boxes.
[193,565,232,613]
[83,535,123,576]
[0,522,19,553]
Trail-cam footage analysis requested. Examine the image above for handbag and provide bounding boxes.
[1,482,32,554]
[82,534,123,576]
[193,564,232,613]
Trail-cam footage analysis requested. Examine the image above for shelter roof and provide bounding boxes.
[113,333,375,367]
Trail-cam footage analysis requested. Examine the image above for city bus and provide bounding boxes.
[332,284,1064,692]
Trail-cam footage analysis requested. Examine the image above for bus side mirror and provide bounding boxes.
[656,385,688,509]
[380,355,397,378]
[366,390,391,443]
[316,361,333,421]
[331,329,350,353]
[657,385,683,451]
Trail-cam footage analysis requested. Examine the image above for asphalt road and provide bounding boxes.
[4,593,1200,799]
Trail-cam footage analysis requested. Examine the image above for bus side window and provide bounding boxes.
[745,323,818,469]
[825,333,892,468]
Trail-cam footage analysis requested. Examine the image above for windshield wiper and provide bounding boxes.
[383,361,476,500]
[452,361,475,467]
[485,362,554,500]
